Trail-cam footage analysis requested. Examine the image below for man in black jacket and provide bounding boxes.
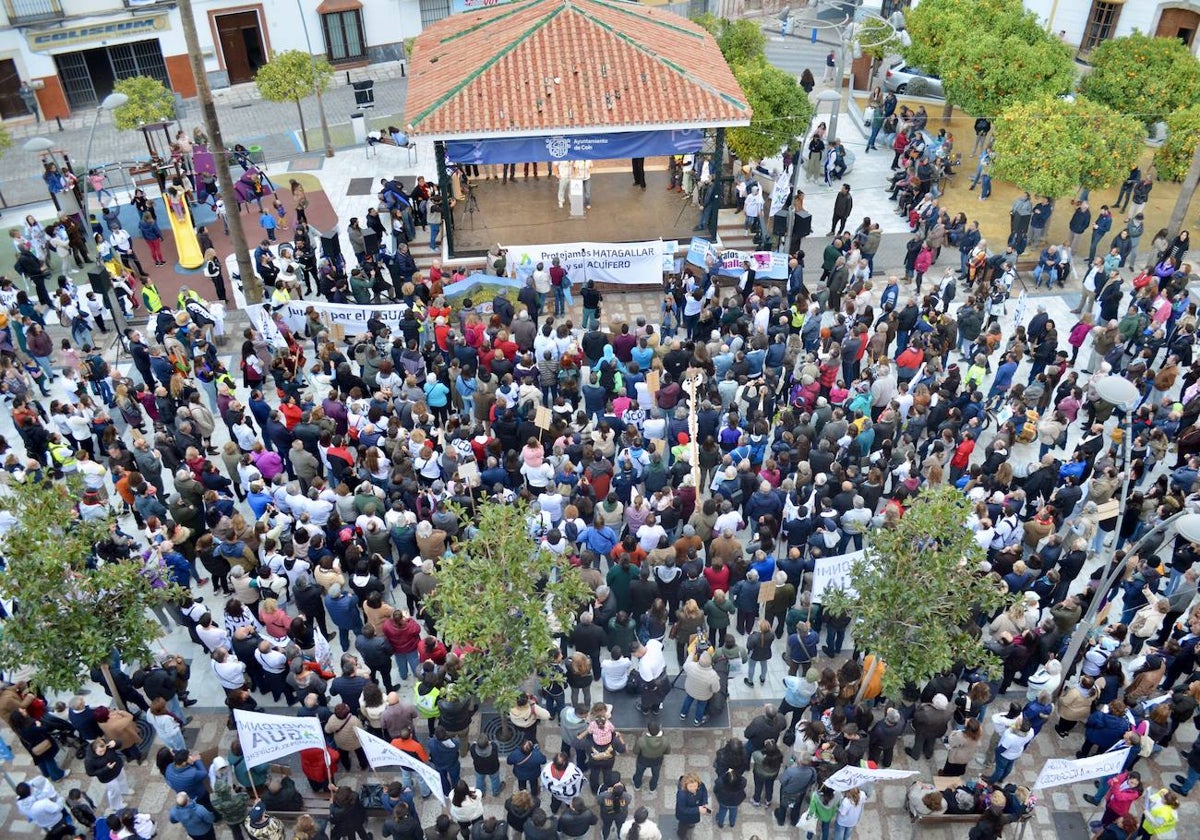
[743,704,787,755]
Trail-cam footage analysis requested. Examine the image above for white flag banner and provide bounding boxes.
[825,765,917,791]
[811,551,863,604]
[232,709,327,768]
[1032,748,1131,791]
[357,729,447,803]
[312,627,333,669]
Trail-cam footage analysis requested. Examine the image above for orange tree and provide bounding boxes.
[990,94,1144,198]
[1080,33,1200,130]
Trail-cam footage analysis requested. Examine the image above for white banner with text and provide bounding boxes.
[825,765,918,791]
[507,240,667,285]
[232,709,327,768]
[811,550,863,604]
[357,729,447,803]
[1032,748,1131,791]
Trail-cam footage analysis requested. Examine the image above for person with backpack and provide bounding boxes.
[81,345,112,405]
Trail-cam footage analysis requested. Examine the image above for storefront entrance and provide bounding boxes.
[52,38,169,110]
[0,59,28,119]
[215,11,266,84]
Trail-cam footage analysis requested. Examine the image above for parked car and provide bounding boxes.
[882,62,944,98]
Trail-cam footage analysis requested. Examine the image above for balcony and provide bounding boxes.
[4,0,65,24]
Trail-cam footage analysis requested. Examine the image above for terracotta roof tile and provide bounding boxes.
[404,0,750,138]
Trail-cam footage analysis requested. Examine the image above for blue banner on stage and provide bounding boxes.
[446,130,706,165]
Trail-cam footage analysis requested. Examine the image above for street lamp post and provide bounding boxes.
[1055,374,1184,686]
[82,92,131,337]
[1058,510,1200,690]
[23,136,67,211]
[296,0,335,158]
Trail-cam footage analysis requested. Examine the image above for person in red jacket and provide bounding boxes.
[300,744,339,792]
[382,609,423,680]
[950,432,976,483]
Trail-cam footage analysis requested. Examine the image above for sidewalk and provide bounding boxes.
[0,63,411,210]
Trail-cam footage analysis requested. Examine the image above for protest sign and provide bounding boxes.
[506,241,665,285]
[457,460,480,487]
[1032,748,1131,791]
[811,550,863,603]
[232,710,327,768]
[357,730,447,803]
[825,765,917,792]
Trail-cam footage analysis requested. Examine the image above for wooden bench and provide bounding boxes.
[908,812,983,839]
[267,794,390,822]
[268,794,335,821]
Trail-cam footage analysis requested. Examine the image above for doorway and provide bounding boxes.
[1157,8,1200,48]
[0,59,26,119]
[53,39,169,111]
[216,11,267,84]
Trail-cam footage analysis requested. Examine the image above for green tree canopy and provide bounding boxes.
[990,94,1145,197]
[0,126,11,157]
[1155,104,1200,182]
[942,32,1075,118]
[255,51,334,153]
[905,0,1043,79]
[423,502,591,734]
[0,478,184,694]
[1080,32,1200,128]
[728,60,814,162]
[690,15,766,67]
[717,18,767,68]
[821,486,1008,695]
[111,76,175,131]
[254,49,333,104]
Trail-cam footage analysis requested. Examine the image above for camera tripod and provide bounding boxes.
[462,183,481,229]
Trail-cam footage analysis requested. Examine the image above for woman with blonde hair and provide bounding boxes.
[566,652,594,708]
[833,787,865,840]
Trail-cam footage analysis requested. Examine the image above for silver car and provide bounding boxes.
[882,62,944,98]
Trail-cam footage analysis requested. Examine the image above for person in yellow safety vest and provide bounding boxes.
[141,279,164,314]
[1139,788,1179,836]
[270,284,291,309]
[47,435,77,474]
[789,303,806,332]
[964,353,988,392]
[177,285,202,311]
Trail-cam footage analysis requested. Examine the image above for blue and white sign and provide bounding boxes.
[446,130,705,165]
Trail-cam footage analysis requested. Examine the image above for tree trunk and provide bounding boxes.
[295,99,310,153]
[941,100,954,125]
[1168,138,1200,238]
[176,0,262,303]
[100,662,127,714]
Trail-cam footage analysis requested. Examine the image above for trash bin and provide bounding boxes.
[248,144,265,165]
[350,112,367,145]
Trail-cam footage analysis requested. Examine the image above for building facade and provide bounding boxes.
[1023,0,1200,57]
[0,0,433,120]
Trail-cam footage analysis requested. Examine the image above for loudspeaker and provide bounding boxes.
[363,231,381,256]
[772,212,788,237]
[88,266,111,295]
[792,210,813,240]
[320,228,342,261]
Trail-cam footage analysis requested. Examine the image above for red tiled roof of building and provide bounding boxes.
[403,0,750,138]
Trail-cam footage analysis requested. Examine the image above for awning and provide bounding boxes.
[316,0,362,14]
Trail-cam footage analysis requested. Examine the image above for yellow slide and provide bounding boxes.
[163,191,204,269]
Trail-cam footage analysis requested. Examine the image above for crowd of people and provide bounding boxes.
[0,100,1198,840]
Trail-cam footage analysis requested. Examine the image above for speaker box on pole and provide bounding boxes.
[320,228,342,262]
[363,231,381,257]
